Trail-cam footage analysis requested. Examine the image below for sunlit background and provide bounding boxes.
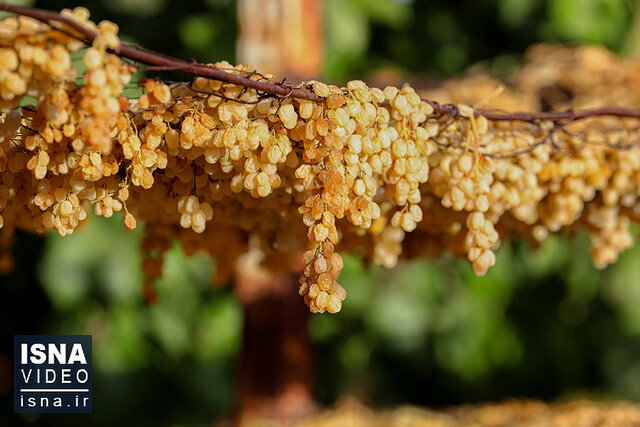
[2,0,640,425]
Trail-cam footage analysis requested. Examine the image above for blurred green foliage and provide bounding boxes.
[324,0,639,79]
[2,0,640,426]
[314,233,640,405]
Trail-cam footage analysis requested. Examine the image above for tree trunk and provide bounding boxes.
[237,0,323,81]
[233,2,323,421]
[234,254,315,422]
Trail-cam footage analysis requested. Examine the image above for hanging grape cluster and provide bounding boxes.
[1,8,640,313]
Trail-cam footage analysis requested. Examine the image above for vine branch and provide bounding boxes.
[2,3,640,125]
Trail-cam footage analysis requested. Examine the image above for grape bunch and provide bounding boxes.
[1,7,640,313]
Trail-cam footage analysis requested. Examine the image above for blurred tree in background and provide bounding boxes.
[2,0,640,425]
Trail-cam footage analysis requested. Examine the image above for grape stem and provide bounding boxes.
[2,3,640,124]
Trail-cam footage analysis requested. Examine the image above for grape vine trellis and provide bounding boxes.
[0,4,640,314]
